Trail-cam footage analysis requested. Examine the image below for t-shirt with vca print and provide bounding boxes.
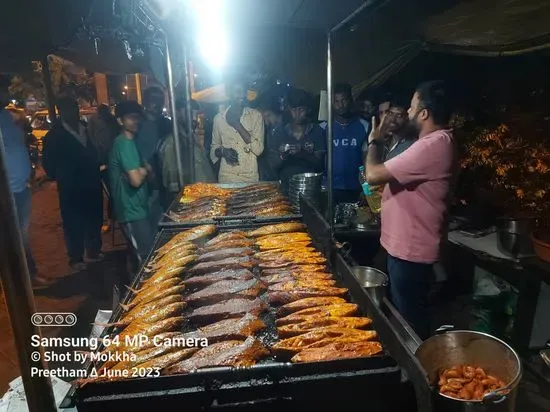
[327,118,367,190]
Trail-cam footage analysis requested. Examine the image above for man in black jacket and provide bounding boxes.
[43,97,103,273]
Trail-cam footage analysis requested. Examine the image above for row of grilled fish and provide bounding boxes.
[171,183,294,222]
[82,222,382,384]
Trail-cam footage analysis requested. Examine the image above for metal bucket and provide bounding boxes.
[415,327,522,412]
[350,266,388,307]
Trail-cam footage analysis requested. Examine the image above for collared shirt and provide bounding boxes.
[384,136,416,161]
[210,106,265,183]
[381,129,455,263]
[0,109,31,193]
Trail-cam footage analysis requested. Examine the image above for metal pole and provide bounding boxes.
[326,31,334,233]
[40,56,57,125]
[182,42,195,183]
[135,73,143,104]
[0,125,56,411]
[164,36,184,188]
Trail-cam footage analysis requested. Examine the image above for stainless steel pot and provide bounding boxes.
[415,327,522,412]
[496,216,537,258]
[350,266,388,307]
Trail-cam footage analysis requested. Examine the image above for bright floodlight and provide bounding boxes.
[189,0,228,70]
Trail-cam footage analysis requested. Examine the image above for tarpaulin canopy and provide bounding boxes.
[422,0,550,55]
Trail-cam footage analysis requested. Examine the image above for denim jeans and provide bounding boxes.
[387,254,434,340]
[12,187,37,276]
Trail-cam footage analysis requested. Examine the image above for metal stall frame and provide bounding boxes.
[0,123,56,409]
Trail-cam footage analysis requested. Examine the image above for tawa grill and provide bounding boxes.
[159,182,302,229]
[68,221,401,410]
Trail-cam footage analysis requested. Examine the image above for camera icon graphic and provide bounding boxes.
[31,313,77,327]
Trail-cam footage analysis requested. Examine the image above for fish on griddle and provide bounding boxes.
[136,347,199,371]
[275,303,359,326]
[196,247,255,263]
[106,296,185,326]
[187,298,268,324]
[121,284,186,311]
[204,231,248,247]
[202,238,256,251]
[248,222,306,237]
[276,297,347,317]
[98,302,187,328]
[262,274,336,286]
[188,256,255,275]
[184,269,254,288]
[182,313,266,343]
[268,287,348,305]
[162,336,270,375]
[260,272,333,284]
[184,279,266,306]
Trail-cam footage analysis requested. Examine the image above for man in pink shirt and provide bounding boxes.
[365,81,455,339]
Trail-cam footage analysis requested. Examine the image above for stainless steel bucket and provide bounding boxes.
[350,266,388,307]
[415,328,522,412]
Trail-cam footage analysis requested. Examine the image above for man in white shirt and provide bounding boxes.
[210,78,264,183]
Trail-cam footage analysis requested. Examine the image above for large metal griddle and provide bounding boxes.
[66,219,403,410]
[158,182,302,229]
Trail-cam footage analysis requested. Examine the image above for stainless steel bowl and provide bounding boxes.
[496,230,534,258]
[350,266,388,307]
[416,329,522,411]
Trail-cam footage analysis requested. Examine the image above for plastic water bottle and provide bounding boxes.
[358,166,372,196]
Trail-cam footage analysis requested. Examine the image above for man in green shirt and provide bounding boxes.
[109,101,155,265]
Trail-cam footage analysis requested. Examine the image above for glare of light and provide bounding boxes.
[276,80,281,85]
[163,107,167,112]
[189,0,228,70]
[122,91,126,95]
[194,73,198,78]
[11,99,16,104]
[124,85,128,90]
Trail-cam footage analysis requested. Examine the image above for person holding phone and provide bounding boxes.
[210,77,265,183]
[268,89,326,194]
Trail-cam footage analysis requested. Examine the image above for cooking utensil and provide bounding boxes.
[350,266,388,307]
[496,216,537,259]
[416,326,522,411]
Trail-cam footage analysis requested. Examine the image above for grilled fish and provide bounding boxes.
[290,341,383,363]
[112,296,184,326]
[257,241,312,251]
[118,317,186,343]
[121,284,186,311]
[145,253,198,273]
[204,231,249,247]
[202,238,256,251]
[184,269,254,288]
[163,337,269,375]
[268,288,348,305]
[142,262,192,286]
[197,247,255,263]
[261,272,333,285]
[125,277,180,302]
[267,280,337,291]
[248,222,306,237]
[188,257,255,275]
[273,328,378,355]
[277,317,372,338]
[107,302,187,328]
[275,304,359,325]
[182,313,266,343]
[276,297,347,317]
[137,347,199,370]
[155,225,216,254]
[188,298,268,324]
[185,279,266,306]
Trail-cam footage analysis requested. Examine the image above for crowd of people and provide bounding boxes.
[1,73,456,340]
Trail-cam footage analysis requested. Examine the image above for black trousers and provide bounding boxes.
[59,186,103,264]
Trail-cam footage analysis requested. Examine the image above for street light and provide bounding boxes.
[189,0,228,71]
